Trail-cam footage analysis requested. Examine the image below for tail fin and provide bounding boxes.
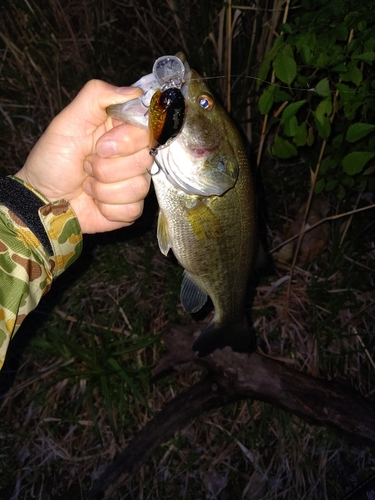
[192,315,256,356]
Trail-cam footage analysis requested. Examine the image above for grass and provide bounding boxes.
[1,0,375,498]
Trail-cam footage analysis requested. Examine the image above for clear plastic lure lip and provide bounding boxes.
[152,55,185,90]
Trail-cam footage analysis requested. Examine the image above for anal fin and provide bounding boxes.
[180,271,208,313]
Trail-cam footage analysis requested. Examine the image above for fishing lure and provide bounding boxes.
[149,87,185,151]
[148,56,186,171]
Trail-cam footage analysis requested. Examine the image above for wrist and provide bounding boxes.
[0,175,83,276]
[0,176,53,253]
[14,168,54,202]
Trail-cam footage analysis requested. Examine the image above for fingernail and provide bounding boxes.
[83,179,92,196]
[83,160,93,176]
[97,140,118,158]
[116,86,139,95]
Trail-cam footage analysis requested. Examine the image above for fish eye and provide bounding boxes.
[198,94,214,110]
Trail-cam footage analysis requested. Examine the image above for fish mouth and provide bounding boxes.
[182,136,219,158]
[187,145,217,158]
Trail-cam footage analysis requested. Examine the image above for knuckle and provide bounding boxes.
[91,159,107,182]
[132,174,150,199]
[125,201,144,221]
[85,79,103,92]
[91,180,105,201]
[116,128,136,153]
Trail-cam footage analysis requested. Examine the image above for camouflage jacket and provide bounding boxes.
[0,176,82,369]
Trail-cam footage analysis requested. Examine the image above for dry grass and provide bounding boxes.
[1,0,375,498]
[1,222,374,499]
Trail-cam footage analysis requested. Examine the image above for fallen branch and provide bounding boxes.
[88,324,375,499]
[87,375,233,500]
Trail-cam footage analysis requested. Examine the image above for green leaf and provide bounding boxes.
[336,83,364,119]
[281,100,306,123]
[313,113,331,140]
[295,30,316,53]
[341,62,363,86]
[259,85,276,115]
[293,121,307,146]
[325,179,338,191]
[348,64,362,86]
[337,184,346,200]
[273,44,297,85]
[353,52,375,63]
[333,24,348,41]
[306,127,314,146]
[299,45,312,65]
[346,123,375,143]
[320,157,337,173]
[332,63,347,73]
[258,59,272,87]
[326,43,345,67]
[272,135,298,159]
[315,78,330,97]
[316,51,329,68]
[257,35,285,86]
[364,37,375,53]
[280,23,292,34]
[315,99,332,120]
[274,88,292,103]
[357,21,366,32]
[341,175,355,187]
[347,38,360,54]
[342,151,375,175]
[313,98,332,140]
[284,116,298,137]
[296,32,314,64]
[314,178,325,194]
[335,83,351,93]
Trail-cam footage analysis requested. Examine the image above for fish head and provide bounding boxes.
[107,53,241,196]
[170,64,240,195]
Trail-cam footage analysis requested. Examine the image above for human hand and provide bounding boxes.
[15,80,152,234]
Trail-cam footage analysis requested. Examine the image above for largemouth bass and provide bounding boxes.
[107,53,259,355]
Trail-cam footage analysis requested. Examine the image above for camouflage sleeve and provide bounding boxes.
[0,176,83,369]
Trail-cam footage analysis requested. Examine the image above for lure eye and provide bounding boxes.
[198,94,214,110]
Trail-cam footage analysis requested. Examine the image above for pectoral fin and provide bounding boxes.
[185,199,222,241]
[157,210,171,256]
[180,271,208,313]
